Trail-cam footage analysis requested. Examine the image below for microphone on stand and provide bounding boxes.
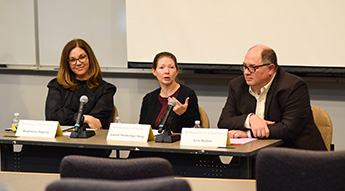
[70,95,96,138]
[74,95,88,132]
[70,95,95,138]
[155,99,180,143]
[158,99,176,133]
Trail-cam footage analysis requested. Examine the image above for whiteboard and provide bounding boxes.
[0,0,37,68]
[38,0,127,70]
[126,0,345,68]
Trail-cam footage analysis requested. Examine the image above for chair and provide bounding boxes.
[311,105,333,150]
[109,105,119,123]
[60,155,174,180]
[199,106,210,128]
[256,147,345,191]
[46,177,191,191]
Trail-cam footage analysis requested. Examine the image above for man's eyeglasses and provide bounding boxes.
[240,63,271,73]
[68,54,88,65]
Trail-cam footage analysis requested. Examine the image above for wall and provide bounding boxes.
[0,72,344,150]
[127,0,345,68]
[0,0,127,70]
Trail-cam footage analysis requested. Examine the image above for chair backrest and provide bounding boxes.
[46,177,191,191]
[60,155,174,180]
[110,105,119,123]
[199,106,210,128]
[311,105,333,150]
[256,147,345,191]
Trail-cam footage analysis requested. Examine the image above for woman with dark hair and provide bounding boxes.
[139,51,200,133]
[45,39,116,129]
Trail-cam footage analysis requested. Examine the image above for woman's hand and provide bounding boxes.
[83,115,102,129]
[170,97,189,116]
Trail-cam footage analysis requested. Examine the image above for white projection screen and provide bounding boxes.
[126,0,345,73]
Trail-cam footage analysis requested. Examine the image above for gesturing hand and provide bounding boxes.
[170,97,189,116]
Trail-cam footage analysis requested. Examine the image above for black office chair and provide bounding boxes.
[256,147,345,191]
[46,177,191,191]
[60,155,175,180]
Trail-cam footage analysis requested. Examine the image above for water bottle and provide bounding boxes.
[193,120,201,128]
[114,116,121,123]
[11,113,20,131]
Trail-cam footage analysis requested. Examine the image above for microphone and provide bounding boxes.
[158,99,176,133]
[74,95,88,130]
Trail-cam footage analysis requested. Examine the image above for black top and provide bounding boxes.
[45,78,116,129]
[139,84,200,133]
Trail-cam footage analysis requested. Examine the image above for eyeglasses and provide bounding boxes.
[68,54,88,65]
[240,63,271,73]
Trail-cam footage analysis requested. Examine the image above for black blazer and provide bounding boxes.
[45,78,116,129]
[218,68,326,150]
[139,84,200,133]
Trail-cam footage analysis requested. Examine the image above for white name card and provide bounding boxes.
[16,120,63,138]
[107,123,155,142]
[180,128,230,147]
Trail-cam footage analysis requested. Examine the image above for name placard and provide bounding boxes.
[107,123,155,142]
[16,120,63,138]
[180,128,230,147]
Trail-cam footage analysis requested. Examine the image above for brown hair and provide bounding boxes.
[152,51,179,70]
[57,39,102,90]
[261,48,278,71]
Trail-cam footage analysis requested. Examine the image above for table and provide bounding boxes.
[0,130,282,179]
[0,172,59,191]
[0,172,256,191]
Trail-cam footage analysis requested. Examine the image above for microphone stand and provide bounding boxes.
[155,123,180,143]
[70,122,95,138]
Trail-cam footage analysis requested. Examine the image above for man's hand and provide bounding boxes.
[229,130,249,138]
[249,114,275,138]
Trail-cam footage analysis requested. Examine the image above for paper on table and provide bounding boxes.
[60,126,75,132]
[230,138,257,145]
[62,127,95,136]
[152,129,160,136]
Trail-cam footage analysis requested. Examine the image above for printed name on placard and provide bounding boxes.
[15,120,63,138]
[107,123,154,142]
[180,128,230,147]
